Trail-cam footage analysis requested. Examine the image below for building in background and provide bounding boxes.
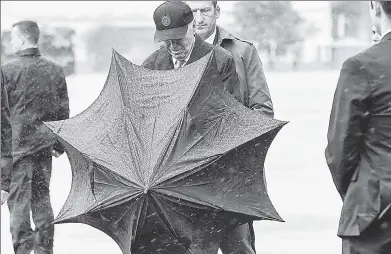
[291,1,372,70]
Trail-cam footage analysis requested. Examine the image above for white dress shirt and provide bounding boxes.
[205,28,217,45]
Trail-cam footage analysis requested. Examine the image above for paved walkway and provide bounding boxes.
[1,71,343,254]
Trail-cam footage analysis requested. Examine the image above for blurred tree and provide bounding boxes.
[331,1,371,41]
[233,1,314,69]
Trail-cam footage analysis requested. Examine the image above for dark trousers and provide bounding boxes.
[7,148,54,254]
[342,219,391,254]
[220,222,256,254]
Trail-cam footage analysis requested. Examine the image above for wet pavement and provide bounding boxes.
[1,70,343,254]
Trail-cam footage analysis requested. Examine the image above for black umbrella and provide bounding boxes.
[45,50,287,254]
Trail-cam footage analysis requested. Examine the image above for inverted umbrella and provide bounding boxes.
[45,50,287,254]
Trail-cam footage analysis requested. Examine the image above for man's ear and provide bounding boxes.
[215,4,220,19]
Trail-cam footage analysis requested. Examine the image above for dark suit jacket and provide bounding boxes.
[1,48,70,163]
[214,26,274,117]
[142,34,239,99]
[326,32,391,237]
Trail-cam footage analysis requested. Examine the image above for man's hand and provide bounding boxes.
[1,190,9,205]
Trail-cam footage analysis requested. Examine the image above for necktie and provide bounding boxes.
[174,59,185,69]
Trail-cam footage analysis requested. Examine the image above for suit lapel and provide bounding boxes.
[155,47,174,70]
[186,35,212,65]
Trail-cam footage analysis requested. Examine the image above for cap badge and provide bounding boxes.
[161,16,171,27]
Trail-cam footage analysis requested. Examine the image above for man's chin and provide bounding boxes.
[171,53,186,60]
[195,31,209,40]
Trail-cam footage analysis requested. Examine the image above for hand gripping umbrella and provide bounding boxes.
[44,50,287,254]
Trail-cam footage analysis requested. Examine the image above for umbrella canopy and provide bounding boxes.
[45,50,287,254]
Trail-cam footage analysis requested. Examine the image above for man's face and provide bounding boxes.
[187,1,220,40]
[10,26,24,54]
[163,25,195,60]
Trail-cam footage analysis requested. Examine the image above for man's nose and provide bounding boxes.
[194,10,204,23]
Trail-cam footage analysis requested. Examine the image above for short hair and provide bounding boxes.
[12,20,40,44]
[380,1,391,17]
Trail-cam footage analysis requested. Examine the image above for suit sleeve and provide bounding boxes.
[53,68,70,154]
[325,57,370,199]
[1,69,13,192]
[244,44,274,118]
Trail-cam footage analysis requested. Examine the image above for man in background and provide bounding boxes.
[186,2,276,253]
[187,1,274,118]
[1,20,70,254]
[325,1,391,253]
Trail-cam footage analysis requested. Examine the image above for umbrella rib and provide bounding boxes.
[94,180,136,190]
[112,194,143,225]
[147,55,216,185]
[113,60,147,186]
[161,180,218,188]
[105,132,145,187]
[93,161,144,189]
[155,189,222,211]
[152,113,225,185]
[123,115,146,185]
[159,118,284,186]
[134,196,148,243]
[89,190,142,213]
[149,193,190,250]
[146,116,157,187]
[149,110,185,185]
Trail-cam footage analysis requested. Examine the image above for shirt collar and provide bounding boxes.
[205,27,217,45]
[16,47,40,57]
[172,35,195,68]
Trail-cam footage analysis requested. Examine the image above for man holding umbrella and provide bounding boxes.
[143,1,262,253]
[143,1,239,101]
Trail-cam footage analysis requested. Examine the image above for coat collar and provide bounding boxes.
[381,30,391,42]
[16,48,41,57]
[187,34,210,65]
[214,26,235,45]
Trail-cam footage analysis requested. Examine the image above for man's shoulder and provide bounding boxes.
[1,59,22,79]
[212,44,233,58]
[38,56,63,71]
[142,47,166,68]
[2,58,20,70]
[218,26,255,52]
[2,55,62,71]
[343,43,389,72]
